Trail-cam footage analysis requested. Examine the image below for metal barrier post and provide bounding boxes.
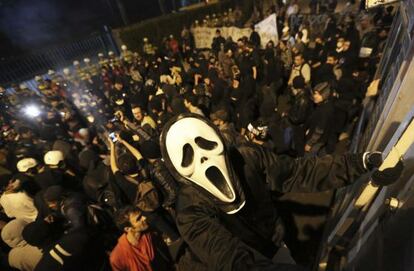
[104,25,120,56]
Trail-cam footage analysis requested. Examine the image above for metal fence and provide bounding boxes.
[0,27,118,87]
[114,0,234,52]
[322,6,408,237]
[313,3,414,269]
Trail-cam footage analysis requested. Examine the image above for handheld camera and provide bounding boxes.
[109,132,118,143]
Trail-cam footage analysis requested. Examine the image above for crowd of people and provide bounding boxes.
[0,2,398,271]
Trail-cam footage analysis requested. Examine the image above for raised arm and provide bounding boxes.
[118,136,143,161]
[238,144,367,193]
[109,140,119,174]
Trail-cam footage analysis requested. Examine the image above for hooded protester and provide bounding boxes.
[22,219,61,251]
[139,140,178,209]
[33,226,104,271]
[160,114,403,270]
[34,150,78,190]
[305,82,336,154]
[40,185,87,233]
[281,76,313,156]
[210,109,246,147]
[313,54,340,86]
[262,46,283,105]
[80,148,126,211]
[1,219,43,271]
[249,25,261,49]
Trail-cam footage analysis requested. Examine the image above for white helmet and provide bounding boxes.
[98,53,104,57]
[44,150,64,166]
[108,51,114,56]
[121,44,127,51]
[73,60,80,66]
[83,58,90,63]
[143,37,148,42]
[86,115,95,123]
[145,79,155,87]
[19,83,28,90]
[78,128,89,138]
[17,158,38,173]
[63,68,71,75]
[160,114,246,214]
[48,69,55,76]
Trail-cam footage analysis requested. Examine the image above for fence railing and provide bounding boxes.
[322,6,405,232]
[0,27,118,87]
[113,0,234,53]
[313,3,413,269]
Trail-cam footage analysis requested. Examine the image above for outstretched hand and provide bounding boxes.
[115,110,125,122]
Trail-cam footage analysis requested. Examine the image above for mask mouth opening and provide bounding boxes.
[206,166,234,199]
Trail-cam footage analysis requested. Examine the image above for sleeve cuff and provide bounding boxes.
[362,152,370,170]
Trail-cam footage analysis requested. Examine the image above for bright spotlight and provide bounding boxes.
[24,105,41,118]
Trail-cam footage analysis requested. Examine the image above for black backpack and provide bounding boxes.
[83,162,126,212]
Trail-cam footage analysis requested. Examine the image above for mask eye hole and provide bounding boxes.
[195,137,218,150]
[181,143,194,167]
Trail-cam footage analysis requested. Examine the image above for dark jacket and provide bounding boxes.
[61,192,87,232]
[34,191,86,233]
[249,31,261,48]
[34,229,105,271]
[149,159,178,207]
[288,90,312,125]
[34,167,77,190]
[305,100,335,148]
[175,144,367,270]
[219,122,246,147]
[212,36,226,53]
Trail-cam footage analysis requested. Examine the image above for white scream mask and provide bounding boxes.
[161,114,245,214]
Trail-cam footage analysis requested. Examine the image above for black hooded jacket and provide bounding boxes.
[149,159,178,207]
[288,90,312,125]
[175,143,367,270]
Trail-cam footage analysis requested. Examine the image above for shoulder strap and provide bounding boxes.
[124,175,140,185]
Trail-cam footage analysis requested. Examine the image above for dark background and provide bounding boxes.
[0,0,197,58]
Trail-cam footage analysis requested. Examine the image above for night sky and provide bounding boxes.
[0,0,166,58]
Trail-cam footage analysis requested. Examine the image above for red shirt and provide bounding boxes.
[110,233,155,271]
[169,39,179,54]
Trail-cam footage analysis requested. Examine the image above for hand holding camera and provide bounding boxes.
[114,110,125,122]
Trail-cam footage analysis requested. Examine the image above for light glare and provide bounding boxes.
[24,105,41,118]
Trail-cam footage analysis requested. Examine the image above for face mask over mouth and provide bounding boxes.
[161,114,245,214]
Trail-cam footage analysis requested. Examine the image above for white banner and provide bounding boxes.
[193,26,251,49]
[192,14,278,49]
[255,13,279,48]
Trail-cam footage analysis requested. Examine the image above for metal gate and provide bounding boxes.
[0,26,118,87]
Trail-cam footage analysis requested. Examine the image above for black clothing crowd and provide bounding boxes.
[0,3,395,271]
